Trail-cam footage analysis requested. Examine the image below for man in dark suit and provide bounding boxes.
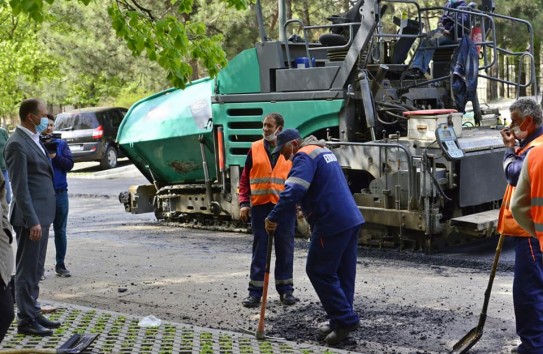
[4,98,61,336]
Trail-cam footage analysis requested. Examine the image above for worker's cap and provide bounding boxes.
[272,128,301,154]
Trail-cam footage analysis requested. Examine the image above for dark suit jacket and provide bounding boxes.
[4,127,56,227]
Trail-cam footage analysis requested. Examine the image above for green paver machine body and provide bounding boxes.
[118,0,537,249]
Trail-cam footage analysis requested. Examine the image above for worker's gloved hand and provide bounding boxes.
[265,218,277,234]
[240,206,251,222]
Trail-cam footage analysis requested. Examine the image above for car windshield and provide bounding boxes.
[55,112,99,130]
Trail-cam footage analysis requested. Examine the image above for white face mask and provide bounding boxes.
[512,126,528,140]
[264,128,279,142]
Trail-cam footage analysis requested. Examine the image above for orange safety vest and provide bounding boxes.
[497,135,543,236]
[526,146,543,241]
[249,140,292,206]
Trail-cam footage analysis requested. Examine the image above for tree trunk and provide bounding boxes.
[270,6,278,34]
[285,0,292,22]
[515,58,526,97]
[488,53,498,100]
[498,53,504,98]
[301,0,310,27]
[191,60,199,81]
[534,40,540,96]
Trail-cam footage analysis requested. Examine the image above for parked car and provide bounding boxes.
[54,107,127,169]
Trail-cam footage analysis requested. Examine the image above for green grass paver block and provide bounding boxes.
[238,337,254,354]
[258,340,274,353]
[1,303,345,354]
[219,333,233,353]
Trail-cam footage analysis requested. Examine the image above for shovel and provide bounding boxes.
[452,233,505,354]
[255,229,274,340]
[0,333,98,354]
[239,229,284,341]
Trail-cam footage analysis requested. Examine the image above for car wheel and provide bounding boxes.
[100,146,118,169]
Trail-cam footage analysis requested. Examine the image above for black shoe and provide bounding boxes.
[324,321,360,345]
[317,321,332,338]
[280,292,298,306]
[17,320,53,336]
[37,314,61,329]
[406,68,423,78]
[242,295,261,308]
[55,264,71,277]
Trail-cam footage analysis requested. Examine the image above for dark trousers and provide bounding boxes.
[248,203,296,297]
[306,225,360,330]
[514,237,543,354]
[14,225,50,324]
[54,190,69,267]
[0,277,14,344]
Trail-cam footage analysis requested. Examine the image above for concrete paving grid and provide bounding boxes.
[0,302,353,354]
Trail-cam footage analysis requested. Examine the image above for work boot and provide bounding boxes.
[280,292,298,306]
[17,320,53,336]
[317,321,332,338]
[55,264,71,278]
[324,321,360,345]
[242,295,261,308]
[36,314,62,329]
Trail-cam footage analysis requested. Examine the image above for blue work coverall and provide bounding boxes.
[267,136,364,330]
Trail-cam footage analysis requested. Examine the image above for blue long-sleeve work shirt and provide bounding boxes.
[267,137,364,237]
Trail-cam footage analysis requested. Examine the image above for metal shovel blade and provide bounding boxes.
[452,327,482,354]
[0,333,98,354]
[58,333,99,354]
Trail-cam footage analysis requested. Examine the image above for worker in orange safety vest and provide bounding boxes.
[238,112,297,308]
[512,143,543,242]
[498,97,543,354]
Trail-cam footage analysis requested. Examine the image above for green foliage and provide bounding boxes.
[107,2,231,88]
[40,1,168,107]
[5,0,252,90]
[0,6,60,120]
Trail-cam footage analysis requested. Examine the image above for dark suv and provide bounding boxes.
[54,107,127,169]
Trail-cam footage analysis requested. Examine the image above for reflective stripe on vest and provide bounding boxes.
[249,140,291,206]
[527,147,543,241]
[498,135,543,236]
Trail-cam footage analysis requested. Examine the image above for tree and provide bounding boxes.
[40,1,169,106]
[5,0,251,88]
[0,7,59,122]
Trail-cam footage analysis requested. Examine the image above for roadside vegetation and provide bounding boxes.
[0,0,542,126]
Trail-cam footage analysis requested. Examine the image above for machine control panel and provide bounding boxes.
[436,123,464,160]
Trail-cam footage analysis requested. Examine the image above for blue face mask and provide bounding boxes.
[35,117,49,134]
